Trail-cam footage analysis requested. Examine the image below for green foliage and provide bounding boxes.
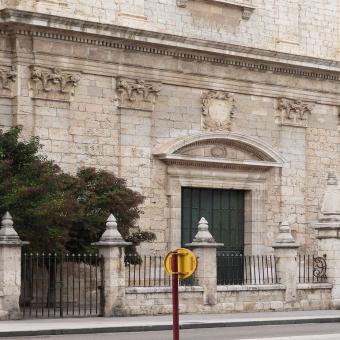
[0,126,155,254]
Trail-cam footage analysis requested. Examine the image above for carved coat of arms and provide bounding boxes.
[202,90,236,131]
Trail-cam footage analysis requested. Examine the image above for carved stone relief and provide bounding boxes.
[176,0,255,20]
[276,98,313,128]
[202,90,236,131]
[29,66,80,101]
[116,77,161,111]
[0,66,16,97]
[176,140,269,162]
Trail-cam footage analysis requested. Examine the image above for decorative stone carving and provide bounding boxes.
[319,173,340,222]
[276,98,312,127]
[153,132,285,170]
[117,77,161,111]
[210,145,227,158]
[192,217,217,244]
[202,90,236,131]
[0,66,16,97]
[29,66,80,101]
[273,220,297,245]
[177,0,255,20]
[177,0,187,7]
[242,7,253,20]
[0,211,20,243]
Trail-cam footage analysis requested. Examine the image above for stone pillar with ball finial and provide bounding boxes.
[92,214,131,316]
[186,217,223,306]
[0,212,29,320]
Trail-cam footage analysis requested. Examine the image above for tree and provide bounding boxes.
[0,126,155,256]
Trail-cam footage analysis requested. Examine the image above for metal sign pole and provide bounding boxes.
[171,252,179,340]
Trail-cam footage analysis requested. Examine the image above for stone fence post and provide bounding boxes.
[272,220,299,304]
[0,212,28,320]
[92,214,131,316]
[186,217,223,305]
[314,173,340,308]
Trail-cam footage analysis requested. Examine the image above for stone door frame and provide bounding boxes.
[166,165,268,255]
[154,132,286,255]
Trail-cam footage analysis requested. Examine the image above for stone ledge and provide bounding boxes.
[2,9,340,80]
[297,283,332,290]
[217,284,286,292]
[126,286,204,294]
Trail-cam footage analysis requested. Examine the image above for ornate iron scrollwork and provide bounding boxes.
[313,255,327,281]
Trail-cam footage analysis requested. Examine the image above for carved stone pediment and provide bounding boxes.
[154,133,285,170]
[177,141,266,163]
[202,90,236,131]
[0,66,16,97]
[29,66,80,101]
[276,98,313,128]
[117,77,161,111]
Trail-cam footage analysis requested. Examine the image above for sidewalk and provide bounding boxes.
[1,310,340,337]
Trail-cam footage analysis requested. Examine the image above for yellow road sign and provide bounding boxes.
[164,248,197,279]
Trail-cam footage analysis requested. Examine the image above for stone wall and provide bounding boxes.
[0,24,340,253]
[1,0,339,60]
[0,8,340,255]
[124,284,332,315]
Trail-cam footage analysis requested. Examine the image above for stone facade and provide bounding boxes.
[0,2,340,265]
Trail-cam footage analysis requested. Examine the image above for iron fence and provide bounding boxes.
[217,252,278,285]
[125,254,197,287]
[21,252,104,318]
[298,254,327,283]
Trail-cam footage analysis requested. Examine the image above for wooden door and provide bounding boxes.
[181,187,245,283]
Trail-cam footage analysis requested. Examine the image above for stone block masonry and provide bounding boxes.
[0,0,340,317]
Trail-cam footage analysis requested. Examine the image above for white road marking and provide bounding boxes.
[244,334,340,340]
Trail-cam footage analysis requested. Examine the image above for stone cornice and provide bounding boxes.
[1,9,340,81]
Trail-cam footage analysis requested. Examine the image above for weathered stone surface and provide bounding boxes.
[0,0,339,316]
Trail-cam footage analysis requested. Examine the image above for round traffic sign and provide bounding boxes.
[164,248,197,279]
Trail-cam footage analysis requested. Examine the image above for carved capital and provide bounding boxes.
[0,66,16,97]
[29,66,80,101]
[202,90,236,131]
[117,77,161,111]
[276,98,313,128]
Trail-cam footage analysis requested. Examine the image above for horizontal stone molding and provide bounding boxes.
[297,283,332,290]
[217,284,285,291]
[126,286,203,294]
[27,55,340,107]
[1,9,340,82]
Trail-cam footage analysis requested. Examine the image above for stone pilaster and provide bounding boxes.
[92,214,131,316]
[314,173,340,308]
[186,217,223,305]
[0,212,28,320]
[272,220,299,304]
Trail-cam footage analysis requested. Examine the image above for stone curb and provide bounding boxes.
[1,316,340,337]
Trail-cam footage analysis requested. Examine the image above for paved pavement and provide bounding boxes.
[1,310,340,337]
[2,323,340,339]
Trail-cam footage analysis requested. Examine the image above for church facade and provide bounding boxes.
[0,0,339,258]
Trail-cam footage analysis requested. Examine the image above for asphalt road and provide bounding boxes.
[3,323,340,340]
